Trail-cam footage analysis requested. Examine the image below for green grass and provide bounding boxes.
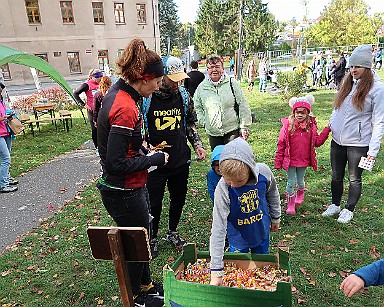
[1,86,383,306]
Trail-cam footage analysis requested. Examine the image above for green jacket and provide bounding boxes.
[193,74,252,137]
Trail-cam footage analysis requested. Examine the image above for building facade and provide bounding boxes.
[0,0,160,85]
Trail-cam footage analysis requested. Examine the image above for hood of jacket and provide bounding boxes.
[211,145,225,164]
[219,137,259,182]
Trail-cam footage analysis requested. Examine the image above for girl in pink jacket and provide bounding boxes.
[274,95,330,215]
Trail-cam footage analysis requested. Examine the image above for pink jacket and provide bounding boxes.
[85,79,100,110]
[0,101,9,137]
[274,116,330,171]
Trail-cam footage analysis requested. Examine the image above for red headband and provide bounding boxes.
[140,60,163,80]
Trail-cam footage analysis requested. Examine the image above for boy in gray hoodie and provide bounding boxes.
[209,137,281,286]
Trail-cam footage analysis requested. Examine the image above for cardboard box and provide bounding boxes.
[163,244,292,307]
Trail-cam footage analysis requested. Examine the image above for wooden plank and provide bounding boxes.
[107,228,134,307]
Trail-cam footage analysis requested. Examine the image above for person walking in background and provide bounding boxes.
[184,60,205,98]
[258,57,269,92]
[373,47,382,70]
[246,59,257,91]
[194,55,252,151]
[96,38,167,307]
[209,138,281,286]
[274,95,330,215]
[229,57,235,72]
[340,258,384,297]
[207,145,224,203]
[322,45,384,224]
[332,51,347,89]
[73,69,103,154]
[0,82,18,193]
[93,76,112,130]
[142,56,206,258]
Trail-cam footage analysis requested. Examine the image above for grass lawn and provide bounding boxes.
[0,83,383,306]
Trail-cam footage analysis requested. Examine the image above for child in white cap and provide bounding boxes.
[274,94,331,215]
[322,44,384,224]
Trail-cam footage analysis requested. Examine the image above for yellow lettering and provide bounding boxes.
[238,219,243,226]
[237,210,263,226]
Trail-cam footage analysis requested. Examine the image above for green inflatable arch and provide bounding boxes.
[0,44,85,120]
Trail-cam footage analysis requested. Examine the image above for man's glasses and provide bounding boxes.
[207,65,222,70]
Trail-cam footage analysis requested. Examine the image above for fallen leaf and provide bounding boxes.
[310,250,316,254]
[328,272,336,277]
[349,239,359,245]
[369,246,380,259]
[339,270,349,278]
[73,261,79,267]
[298,298,306,304]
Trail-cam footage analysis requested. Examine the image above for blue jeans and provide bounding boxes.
[259,75,267,92]
[0,135,12,188]
[286,166,306,194]
[330,140,368,211]
[229,237,269,254]
[97,185,152,295]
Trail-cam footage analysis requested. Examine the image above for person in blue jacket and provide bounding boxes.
[207,145,224,203]
[340,258,384,297]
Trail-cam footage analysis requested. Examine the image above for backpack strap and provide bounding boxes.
[229,77,239,117]
[179,85,189,130]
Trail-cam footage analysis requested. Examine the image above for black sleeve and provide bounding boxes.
[105,127,164,175]
[73,83,89,106]
[93,92,102,123]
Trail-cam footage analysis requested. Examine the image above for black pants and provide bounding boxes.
[98,186,152,295]
[87,110,97,148]
[208,129,240,151]
[330,140,368,211]
[147,165,189,238]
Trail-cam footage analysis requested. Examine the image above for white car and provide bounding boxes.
[276,53,292,59]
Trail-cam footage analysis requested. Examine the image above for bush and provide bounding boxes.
[276,70,307,100]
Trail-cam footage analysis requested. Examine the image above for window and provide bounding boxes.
[25,1,41,24]
[67,52,81,73]
[60,1,74,23]
[136,4,146,24]
[0,64,11,81]
[34,53,49,76]
[117,49,124,59]
[92,2,104,23]
[98,50,109,71]
[114,3,125,24]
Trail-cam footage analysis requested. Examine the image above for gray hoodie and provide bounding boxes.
[209,137,281,270]
[330,71,384,157]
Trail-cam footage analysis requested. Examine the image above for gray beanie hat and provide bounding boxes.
[348,45,372,69]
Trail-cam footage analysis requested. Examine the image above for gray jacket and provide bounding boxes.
[330,71,384,157]
[209,138,281,270]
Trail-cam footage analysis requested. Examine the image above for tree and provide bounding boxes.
[158,0,181,56]
[305,0,377,47]
[194,0,276,58]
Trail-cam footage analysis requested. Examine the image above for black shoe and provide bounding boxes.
[165,231,186,251]
[150,238,159,259]
[8,178,18,185]
[134,292,164,307]
[0,185,18,193]
[143,282,164,299]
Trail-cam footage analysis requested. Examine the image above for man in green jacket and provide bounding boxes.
[194,55,252,150]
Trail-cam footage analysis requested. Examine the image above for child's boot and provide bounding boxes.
[286,192,296,215]
[295,188,305,206]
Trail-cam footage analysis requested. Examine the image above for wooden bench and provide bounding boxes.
[18,114,31,135]
[25,116,70,136]
[59,110,73,128]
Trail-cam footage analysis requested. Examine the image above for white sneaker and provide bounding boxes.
[322,204,341,217]
[337,209,354,224]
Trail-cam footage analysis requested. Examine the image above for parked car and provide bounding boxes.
[276,53,293,59]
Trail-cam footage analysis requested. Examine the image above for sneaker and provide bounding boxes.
[8,178,18,185]
[321,204,341,217]
[165,231,186,251]
[134,292,164,307]
[337,209,354,224]
[142,282,164,299]
[150,238,159,259]
[0,185,18,193]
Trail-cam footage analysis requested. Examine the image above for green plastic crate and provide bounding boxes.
[163,244,292,307]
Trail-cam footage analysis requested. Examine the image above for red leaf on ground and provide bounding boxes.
[298,298,306,304]
[369,246,381,259]
[349,239,359,245]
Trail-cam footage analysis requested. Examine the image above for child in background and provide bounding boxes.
[207,145,224,203]
[274,94,330,215]
[209,138,281,286]
[340,258,384,297]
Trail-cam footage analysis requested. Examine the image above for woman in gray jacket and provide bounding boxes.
[322,45,384,223]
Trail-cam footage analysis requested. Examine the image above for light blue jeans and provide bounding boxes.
[286,166,306,194]
[259,75,267,92]
[0,135,12,188]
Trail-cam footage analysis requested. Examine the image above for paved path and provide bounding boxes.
[0,141,100,252]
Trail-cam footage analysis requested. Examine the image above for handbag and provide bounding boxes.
[7,115,25,134]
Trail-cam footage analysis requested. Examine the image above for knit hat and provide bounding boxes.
[289,94,315,113]
[92,69,103,78]
[348,45,373,69]
[162,56,189,82]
